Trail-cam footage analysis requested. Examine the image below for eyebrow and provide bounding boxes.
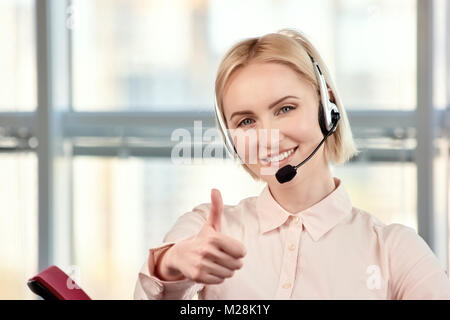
[228,95,300,122]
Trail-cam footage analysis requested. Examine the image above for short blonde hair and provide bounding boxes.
[214,28,359,181]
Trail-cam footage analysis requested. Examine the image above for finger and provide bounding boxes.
[207,188,223,232]
[202,259,235,279]
[201,273,225,285]
[206,247,244,271]
[214,235,247,259]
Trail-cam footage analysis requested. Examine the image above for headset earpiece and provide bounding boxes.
[331,108,340,124]
[310,53,340,136]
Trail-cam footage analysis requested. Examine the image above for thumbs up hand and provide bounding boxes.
[161,189,247,284]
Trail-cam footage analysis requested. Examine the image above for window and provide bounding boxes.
[1,0,448,299]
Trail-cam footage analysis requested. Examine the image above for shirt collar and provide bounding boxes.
[255,177,352,241]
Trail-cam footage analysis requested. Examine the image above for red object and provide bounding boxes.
[27,265,91,300]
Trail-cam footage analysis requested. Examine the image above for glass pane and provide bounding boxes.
[0,153,37,299]
[72,0,416,111]
[333,162,417,230]
[334,0,416,110]
[0,0,36,111]
[73,155,417,299]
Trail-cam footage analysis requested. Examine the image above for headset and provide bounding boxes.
[214,51,341,184]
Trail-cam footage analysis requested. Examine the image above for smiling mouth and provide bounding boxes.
[260,146,298,166]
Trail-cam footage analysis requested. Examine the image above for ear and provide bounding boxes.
[327,88,336,103]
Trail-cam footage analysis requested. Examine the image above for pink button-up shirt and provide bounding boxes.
[134,177,450,299]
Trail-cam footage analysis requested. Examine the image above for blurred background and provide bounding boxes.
[0,0,449,299]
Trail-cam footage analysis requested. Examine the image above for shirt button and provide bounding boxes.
[283,283,292,289]
[289,243,296,251]
[293,216,301,225]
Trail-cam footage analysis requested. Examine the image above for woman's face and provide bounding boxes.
[222,61,328,184]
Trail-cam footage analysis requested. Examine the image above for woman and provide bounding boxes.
[134,29,450,299]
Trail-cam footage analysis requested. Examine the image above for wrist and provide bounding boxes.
[156,245,185,281]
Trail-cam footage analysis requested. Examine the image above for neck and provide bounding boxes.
[268,158,337,214]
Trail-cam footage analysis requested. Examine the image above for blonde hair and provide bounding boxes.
[214,28,359,181]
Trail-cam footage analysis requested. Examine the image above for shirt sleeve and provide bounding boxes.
[133,203,210,300]
[385,223,450,300]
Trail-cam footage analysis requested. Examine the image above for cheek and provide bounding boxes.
[282,115,318,143]
[231,130,259,163]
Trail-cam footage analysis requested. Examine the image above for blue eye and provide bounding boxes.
[279,105,295,114]
[237,118,254,127]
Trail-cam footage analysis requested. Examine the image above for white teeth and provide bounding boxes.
[263,147,296,164]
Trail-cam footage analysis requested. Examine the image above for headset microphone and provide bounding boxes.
[275,109,340,183]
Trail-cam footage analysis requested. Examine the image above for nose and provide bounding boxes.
[258,121,285,155]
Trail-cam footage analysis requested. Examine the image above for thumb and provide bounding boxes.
[207,188,223,232]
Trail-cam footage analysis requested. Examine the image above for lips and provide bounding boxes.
[263,146,297,159]
[260,146,298,165]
